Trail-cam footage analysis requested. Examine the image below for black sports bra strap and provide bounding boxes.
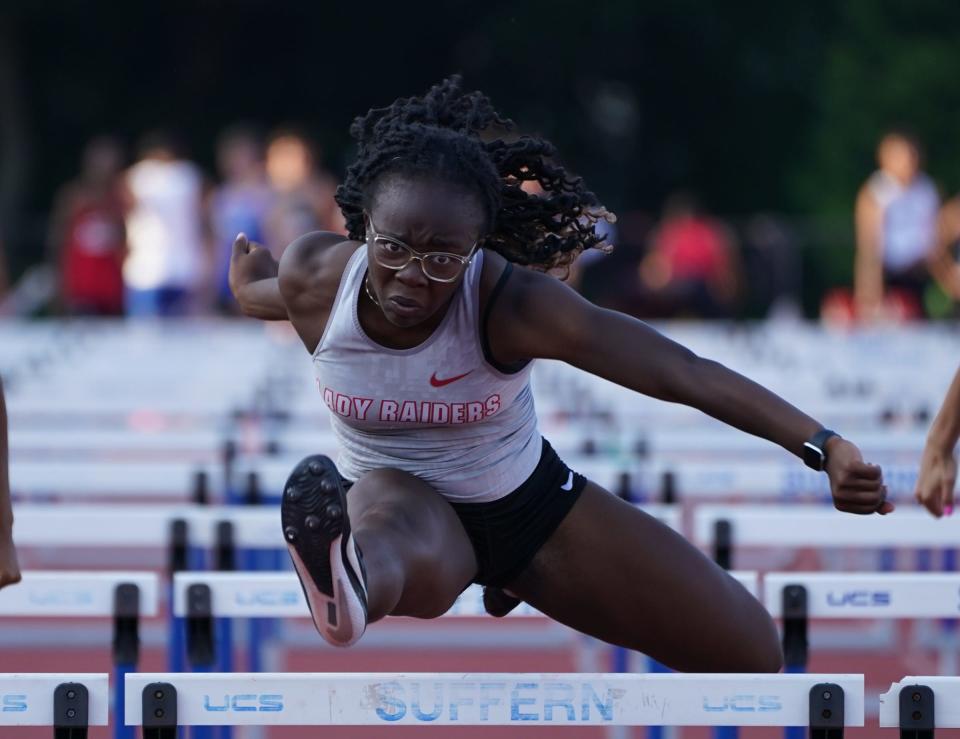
[481,262,529,374]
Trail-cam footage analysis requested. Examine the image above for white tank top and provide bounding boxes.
[867,171,940,271]
[313,246,541,502]
[124,159,204,289]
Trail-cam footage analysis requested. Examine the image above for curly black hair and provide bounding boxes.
[334,77,615,275]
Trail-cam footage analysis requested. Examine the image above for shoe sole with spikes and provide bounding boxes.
[281,455,367,647]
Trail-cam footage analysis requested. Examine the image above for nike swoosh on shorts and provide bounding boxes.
[560,471,574,491]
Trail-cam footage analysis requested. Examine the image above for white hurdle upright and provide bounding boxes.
[0,674,109,728]
[880,676,960,733]
[125,672,864,729]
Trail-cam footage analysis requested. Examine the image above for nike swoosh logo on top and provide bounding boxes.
[429,370,472,387]
[560,471,574,491]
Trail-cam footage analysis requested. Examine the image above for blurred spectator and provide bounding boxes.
[47,136,127,316]
[854,130,940,321]
[123,131,206,317]
[264,128,345,252]
[638,193,740,318]
[207,125,274,312]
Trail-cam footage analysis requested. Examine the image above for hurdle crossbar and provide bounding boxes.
[172,571,758,618]
[125,672,864,727]
[173,573,543,618]
[12,504,280,548]
[0,572,159,616]
[13,503,681,551]
[0,674,109,726]
[694,506,958,548]
[764,573,960,619]
[880,677,960,729]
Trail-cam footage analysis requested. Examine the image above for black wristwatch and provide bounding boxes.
[803,429,839,471]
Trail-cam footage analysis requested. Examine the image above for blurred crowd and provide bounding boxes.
[27,126,344,318]
[1,127,959,322]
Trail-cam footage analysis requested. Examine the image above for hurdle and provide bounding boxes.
[173,572,542,620]
[694,506,959,578]
[764,573,960,687]
[694,506,959,553]
[125,672,863,732]
[610,571,759,739]
[764,573,960,620]
[10,461,218,500]
[0,673,109,734]
[880,677,960,735]
[695,506,960,659]
[12,504,281,676]
[12,504,282,549]
[13,485,680,548]
[172,572,549,698]
[0,572,157,739]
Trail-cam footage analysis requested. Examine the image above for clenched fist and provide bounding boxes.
[825,437,894,515]
[914,443,956,518]
[228,233,279,301]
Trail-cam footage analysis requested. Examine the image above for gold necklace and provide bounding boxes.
[364,275,380,307]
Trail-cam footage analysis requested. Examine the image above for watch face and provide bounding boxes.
[803,441,825,471]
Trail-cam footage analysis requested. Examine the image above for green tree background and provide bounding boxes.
[2,1,958,314]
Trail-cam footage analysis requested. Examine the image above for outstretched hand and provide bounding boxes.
[914,443,956,518]
[825,437,894,515]
[228,233,279,300]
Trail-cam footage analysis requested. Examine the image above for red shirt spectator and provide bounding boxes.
[49,137,127,315]
[639,193,739,317]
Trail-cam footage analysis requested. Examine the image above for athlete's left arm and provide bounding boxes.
[494,268,891,514]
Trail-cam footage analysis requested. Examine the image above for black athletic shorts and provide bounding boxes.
[341,437,587,588]
[449,437,587,587]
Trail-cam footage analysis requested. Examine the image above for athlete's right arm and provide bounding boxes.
[277,233,357,353]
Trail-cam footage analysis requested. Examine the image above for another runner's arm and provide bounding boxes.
[495,268,890,516]
[928,365,960,454]
[929,198,960,300]
[277,234,356,353]
[916,364,960,517]
[0,375,22,590]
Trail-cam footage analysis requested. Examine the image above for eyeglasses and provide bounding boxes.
[366,215,477,283]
